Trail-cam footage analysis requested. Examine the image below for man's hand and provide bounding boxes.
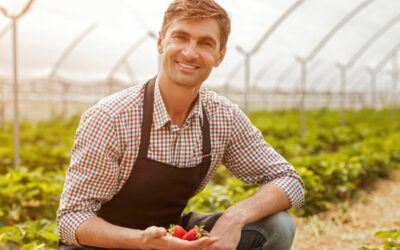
[142,226,218,250]
[203,215,243,250]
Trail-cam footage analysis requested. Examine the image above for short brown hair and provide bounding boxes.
[161,0,231,50]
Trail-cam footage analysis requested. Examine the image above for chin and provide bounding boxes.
[171,74,205,88]
[175,79,201,88]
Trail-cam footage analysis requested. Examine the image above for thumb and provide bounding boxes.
[144,226,167,239]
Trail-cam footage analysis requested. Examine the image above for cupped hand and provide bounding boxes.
[142,226,218,250]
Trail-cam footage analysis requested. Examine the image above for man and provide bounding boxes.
[57,0,304,249]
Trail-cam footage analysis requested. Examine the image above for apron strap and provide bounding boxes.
[138,77,155,159]
[201,104,211,164]
[138,77,211,163]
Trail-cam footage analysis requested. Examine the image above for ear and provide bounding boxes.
[214,47,227,67]
[157,32,164,54]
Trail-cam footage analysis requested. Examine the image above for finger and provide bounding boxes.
[196,236,219,248]
[144,226,167,239]
[157,227,167,236]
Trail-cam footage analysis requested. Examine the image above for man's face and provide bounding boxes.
[158,18,226,88]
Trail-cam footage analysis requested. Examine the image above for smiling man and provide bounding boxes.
[57,0,304,249]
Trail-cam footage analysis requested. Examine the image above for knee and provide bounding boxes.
[245,211,296,249]
[263,211,296,241]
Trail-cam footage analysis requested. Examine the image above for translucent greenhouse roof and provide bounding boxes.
[1,0,400,92]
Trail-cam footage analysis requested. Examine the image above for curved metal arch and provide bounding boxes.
[252,59,277,90]
[0,0,35,19]
[235,0,305,112]
[374,41,400,73]
[346,13,400,68]
[295,0,376,94]
[0,22,11,39]
[309,66,335,90]
[248,0,305,84]
[272,61,296,91]
[223,59,243,87]
[106,31,155,81]
[347,70,369,91]
[305,0,375,62]
[250,0,306,55]
[335,13,400,120]
[123,62,138,84]
[49,24,97,78]
[119,0,153,32]
[224,0,305,92]
[300,59,328,89]
[340,66,366,90]
[315,72,338,92]
[358,41,400,109]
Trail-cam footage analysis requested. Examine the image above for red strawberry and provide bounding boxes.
[168,224,187,239]
[182,228,199,241]
[182,225,209,241]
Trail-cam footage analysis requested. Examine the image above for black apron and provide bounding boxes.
[59,78,212,249]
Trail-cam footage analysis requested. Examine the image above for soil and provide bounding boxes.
[292,171,400,250]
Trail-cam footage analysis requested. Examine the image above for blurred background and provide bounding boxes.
[0,0,399,249]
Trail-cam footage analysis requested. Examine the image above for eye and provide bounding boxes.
[199,40,215,48]
[172,34,187,41]
[201,41,213,47]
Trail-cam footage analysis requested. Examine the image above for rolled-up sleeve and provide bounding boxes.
[56,108,121,245]
[222,108,304,208]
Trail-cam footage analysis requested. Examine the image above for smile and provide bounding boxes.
[177,61,199,70]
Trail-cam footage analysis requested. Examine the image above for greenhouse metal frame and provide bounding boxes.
[1,0,399,166]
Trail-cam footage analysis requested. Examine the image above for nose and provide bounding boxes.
[182,41,199,60]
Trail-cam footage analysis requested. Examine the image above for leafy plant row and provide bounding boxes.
[359,229,400,250]
[0,117,78,173]
[0,109,399,248]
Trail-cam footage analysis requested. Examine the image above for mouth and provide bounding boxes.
[176,61,200,71]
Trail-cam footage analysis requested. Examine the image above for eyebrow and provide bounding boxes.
[170,30,218,45]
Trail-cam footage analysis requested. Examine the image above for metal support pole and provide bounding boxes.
[297,58,307,137]
[338,64,347,126]
[49,81,57,118]
[366,67,377,110]
[244,54,250,113]
[370,70,377,110]
[12,18,20,168]
[1,0,35,168]
[0,83,4,128]
[392,51,398,112]
[235,46,252,114]
[62,83,70,118]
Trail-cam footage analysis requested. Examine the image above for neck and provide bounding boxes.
[158,75,200,127]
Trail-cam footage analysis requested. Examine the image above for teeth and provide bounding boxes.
[179,62,196,69]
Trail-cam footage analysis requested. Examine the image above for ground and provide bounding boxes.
[292,171,400,250]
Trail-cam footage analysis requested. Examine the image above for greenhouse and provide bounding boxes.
[0,0,399,249]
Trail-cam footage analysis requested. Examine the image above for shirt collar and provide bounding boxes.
[153,77,204,130]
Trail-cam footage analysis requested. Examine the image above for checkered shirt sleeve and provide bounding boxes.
[222,107,305,208]
[56,108,121,245]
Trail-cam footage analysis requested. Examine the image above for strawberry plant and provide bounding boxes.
[0,219,57,249]
[0,108,399,248]
[359,229,400,250]
[0,168,64,225]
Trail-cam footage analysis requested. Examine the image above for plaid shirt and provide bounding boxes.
[57,79,304,245]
